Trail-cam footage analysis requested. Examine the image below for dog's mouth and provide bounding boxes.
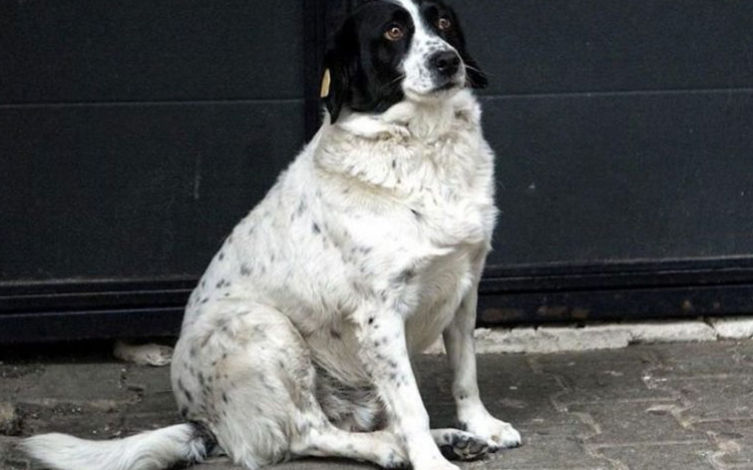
[405,80,464,101]
[435,81,460,92]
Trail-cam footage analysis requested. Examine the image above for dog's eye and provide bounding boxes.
[437,17,452,31]
[384,25,405,41]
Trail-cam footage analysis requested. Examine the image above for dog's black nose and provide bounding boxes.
[430,50,461,77]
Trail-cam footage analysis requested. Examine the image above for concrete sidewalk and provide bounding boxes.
[2,340,753,470]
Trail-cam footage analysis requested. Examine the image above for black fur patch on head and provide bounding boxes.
[416,0,488,89]
[324,2,415,122]
[325,0,487,122]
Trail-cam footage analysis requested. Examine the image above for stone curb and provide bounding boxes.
[426,317,752,355]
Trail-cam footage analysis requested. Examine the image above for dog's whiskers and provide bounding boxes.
[465,64,493,76]
[381,74,406,90]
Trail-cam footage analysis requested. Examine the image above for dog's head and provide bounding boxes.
[322,0,487,123]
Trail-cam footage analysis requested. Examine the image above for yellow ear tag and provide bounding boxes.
[320,68,331,98]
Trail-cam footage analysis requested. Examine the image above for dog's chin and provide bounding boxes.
[403,81,464,104]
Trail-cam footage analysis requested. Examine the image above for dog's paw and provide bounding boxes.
[486,420,522,451]
[461,415,522,452]
[435,429,490,461]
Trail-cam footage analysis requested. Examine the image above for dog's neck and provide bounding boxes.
[331,89,480,141]
[311,89,484,194]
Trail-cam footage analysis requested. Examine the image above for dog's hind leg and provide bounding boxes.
[174,303,407,469]
[291,426,408,469]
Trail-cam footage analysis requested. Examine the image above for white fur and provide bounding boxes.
[21,3,521,470]
[167,87,518,470]
[22,425,208,470]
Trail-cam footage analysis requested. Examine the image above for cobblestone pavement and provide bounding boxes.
[2,340,753,470]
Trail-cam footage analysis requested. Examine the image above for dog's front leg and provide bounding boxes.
[443,287,522,451]
[356,309,460,470]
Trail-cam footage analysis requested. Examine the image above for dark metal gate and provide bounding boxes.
[1,0,752,342]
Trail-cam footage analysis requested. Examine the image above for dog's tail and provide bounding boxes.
[21,422,216,470]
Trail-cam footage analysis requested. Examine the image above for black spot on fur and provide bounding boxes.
[297,199,307,216]
[393,268,415,285]
[218,252,225,261]
[312,222,321,234]
[411,209,423,220]
[180,381,194,404]
[240,264,252,276]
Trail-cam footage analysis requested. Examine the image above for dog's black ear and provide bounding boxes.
[463,54,488,90]
[322,50,351,124]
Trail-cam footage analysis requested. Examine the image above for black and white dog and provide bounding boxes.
[23,1,521,469]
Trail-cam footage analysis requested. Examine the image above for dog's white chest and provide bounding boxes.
[327,130,495,355]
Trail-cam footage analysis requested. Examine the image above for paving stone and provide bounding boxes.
[18,402,121,437]
[650,341,753,378]
[121,411,183,435]
[471,326,632,354]
[12,362,133,405]
[596,322,717,345]
[671,376,753,422]
[123,388,177,418]
[695,419,753,467]
[121,364,181,433]
[0,436,31,470]
[531,346,659,369]
[0,403,21,436]
[598,444,716,470]
[7,341,753,470]
[710,318,753,340]
[418,355,571,427]
[479,427,611,470]
[532,349,672,405]
[123,364,172,393]
[568,401,705,445]
[0,364,43,402]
